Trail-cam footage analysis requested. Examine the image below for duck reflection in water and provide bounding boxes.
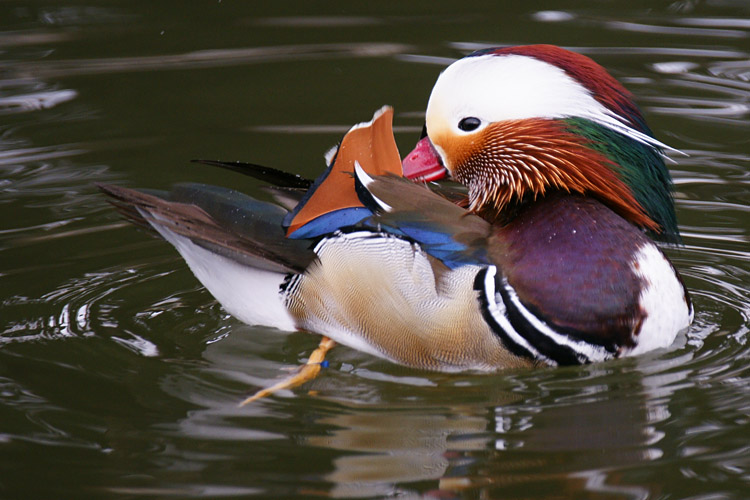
[300,360,678,499]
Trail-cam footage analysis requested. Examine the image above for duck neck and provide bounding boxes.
[473,190,559,227]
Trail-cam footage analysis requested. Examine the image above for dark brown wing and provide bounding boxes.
[98,182,314,274]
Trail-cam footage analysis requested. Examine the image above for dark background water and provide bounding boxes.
[1,1,749,499]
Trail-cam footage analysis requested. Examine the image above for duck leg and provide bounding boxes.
[239,336,336,406]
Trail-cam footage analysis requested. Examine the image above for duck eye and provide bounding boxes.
[458,117,481,132]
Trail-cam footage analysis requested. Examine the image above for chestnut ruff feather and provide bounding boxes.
[448,118,669,236]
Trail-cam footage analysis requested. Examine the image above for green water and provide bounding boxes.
[1,1,749,498]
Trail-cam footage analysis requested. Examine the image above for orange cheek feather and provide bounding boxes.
[434,119,659,232]
[429,129,480,175]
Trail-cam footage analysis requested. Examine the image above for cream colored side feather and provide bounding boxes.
[284,232,530,372]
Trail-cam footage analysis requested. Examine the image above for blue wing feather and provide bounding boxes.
[287,207,372,239]
[353,168,491,269]
[386,222,488,269]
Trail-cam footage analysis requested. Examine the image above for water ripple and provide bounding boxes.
[450,42,749,59]
[0,262,222,355]
[605,20,748,39]
[0,89,77,114]
[3,43,412,79]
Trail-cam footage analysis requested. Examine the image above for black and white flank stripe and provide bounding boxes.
[475,265,614,366]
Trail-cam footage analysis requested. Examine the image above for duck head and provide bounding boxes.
[403,45,679,241]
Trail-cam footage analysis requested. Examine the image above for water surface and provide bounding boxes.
[1,1,749,498]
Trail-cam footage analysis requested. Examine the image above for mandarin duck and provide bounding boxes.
[99,45,692,399]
